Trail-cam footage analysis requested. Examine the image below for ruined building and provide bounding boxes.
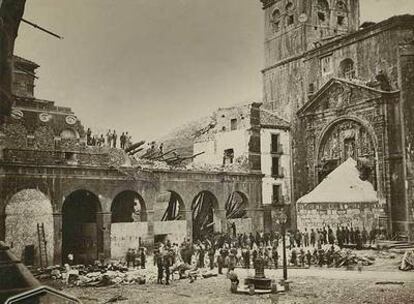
[0,58,264,266]
[191,103,291,232]
[259,0,414,238]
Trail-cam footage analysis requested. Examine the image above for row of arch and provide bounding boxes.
[2,188,250,265]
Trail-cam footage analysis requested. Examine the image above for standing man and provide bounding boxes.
[112,130,118,148]
[310,228,316,247]
[140,247,146,269]
[272,246,278,269]
[106,129,112,147]
[322,227,328,245]
[328,226,335,245]
[345,226,350,244]
[120,132,125,149]
[304,228,310,247]
[208,245,215,270]
[164,250,173,285]
[86,128,92,145]
[156,250,164,284]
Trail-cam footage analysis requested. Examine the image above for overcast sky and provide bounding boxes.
[14,0,414,141]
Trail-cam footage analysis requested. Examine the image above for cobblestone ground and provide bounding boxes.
[53,267,414,304]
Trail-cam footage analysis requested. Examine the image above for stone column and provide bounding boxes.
[0,213,6,242]
[96,212,112,263]
[52,212,62,265]
[146,210,155,248]
[185,210,193,242]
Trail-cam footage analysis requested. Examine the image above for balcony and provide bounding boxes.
[1,148,110,167]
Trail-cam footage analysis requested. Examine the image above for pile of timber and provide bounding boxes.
[125,140,205,166]
[334,250,375,268]
[376,240,414,251]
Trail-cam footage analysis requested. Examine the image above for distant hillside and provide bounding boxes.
[158,115,215,158]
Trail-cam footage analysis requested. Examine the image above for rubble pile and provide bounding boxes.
[334,250,375,268]
[319,245,376,268]
[185,156,250,173]
[399,250,414,271]
[34,264,150,287]
[33,262,219,288]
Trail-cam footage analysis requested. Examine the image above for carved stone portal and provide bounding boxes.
[317,120,376,185]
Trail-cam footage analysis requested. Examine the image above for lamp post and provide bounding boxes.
[279,212,288,281]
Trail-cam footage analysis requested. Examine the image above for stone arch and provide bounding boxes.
[4,189,54,266]
[4,182,51,210]
[111,190,147,223]
[62,189,102,265]
[315,116,379,187]
[191,191,219,241]
[60,184,108,212]
[110,190,149,259]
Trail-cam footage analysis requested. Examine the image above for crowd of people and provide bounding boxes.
[86,128,132,149]
[124,226,388,285]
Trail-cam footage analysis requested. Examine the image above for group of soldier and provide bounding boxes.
[123,226,387,284]
[86,128,132,149]
[287,225,383,250]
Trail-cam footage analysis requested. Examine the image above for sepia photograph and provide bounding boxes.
[1,0,414,303]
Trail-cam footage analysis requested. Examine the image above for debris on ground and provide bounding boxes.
[317,245,376,268]
[399,249,414,271]
[33,263,148,287]
[33,261,220,287]
[375,281,404,285]
[103,295,128,303]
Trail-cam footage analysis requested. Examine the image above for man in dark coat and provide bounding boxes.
[310,229,316,247]
[155,251,164,284]
[272,246,278,269]
[208,246,215,270]
[328,226,335,245]
[140,247,146,269]
[345,226,350,244]
[164,250,174,285]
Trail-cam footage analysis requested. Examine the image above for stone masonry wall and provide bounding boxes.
[297,202,383,232]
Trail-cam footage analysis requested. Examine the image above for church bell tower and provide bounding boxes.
[261,0,360,70]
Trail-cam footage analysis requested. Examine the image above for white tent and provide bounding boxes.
[297,158,378,204]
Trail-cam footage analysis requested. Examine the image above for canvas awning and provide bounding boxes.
[297,158,378,204]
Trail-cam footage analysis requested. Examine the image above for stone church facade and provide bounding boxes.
[259,0,414,238]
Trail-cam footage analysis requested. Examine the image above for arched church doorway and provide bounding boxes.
[317,119,377,187]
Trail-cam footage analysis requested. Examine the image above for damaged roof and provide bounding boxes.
[13,55,40,68]
[260,108,290,129]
